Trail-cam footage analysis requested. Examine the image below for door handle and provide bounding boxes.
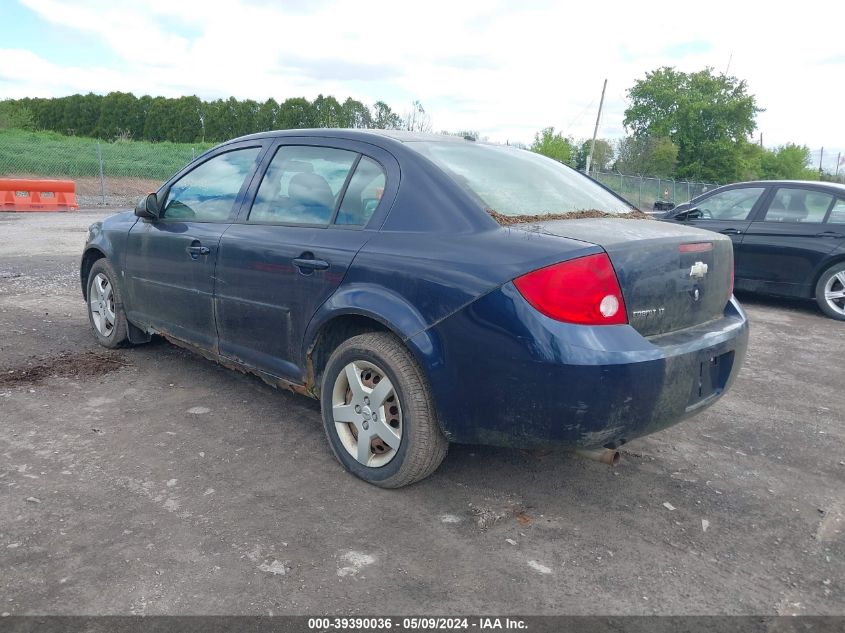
[293,257,330,271]
[719,228,743,235]
[816,231,844,238]
[186,245,210,258]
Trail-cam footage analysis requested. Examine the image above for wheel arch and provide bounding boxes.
[303,285,444,400]
[810,253,845,295]
[307,313,392,393]
[80,247,107,300]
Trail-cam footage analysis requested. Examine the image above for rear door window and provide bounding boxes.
[335,157,386,226]
[826,199,845,224]
[762,188,835,223]
[249,146,358,225]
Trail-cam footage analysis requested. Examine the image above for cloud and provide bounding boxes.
[434,55,503,71]
[278,55,403,82]
[662,41,714,58]
[2,0,843,149]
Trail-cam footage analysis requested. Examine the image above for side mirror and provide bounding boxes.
[673,207,701,221]
[135,193,160,220]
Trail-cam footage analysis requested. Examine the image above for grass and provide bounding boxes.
[0,128,718,208]
[0,128,215,180]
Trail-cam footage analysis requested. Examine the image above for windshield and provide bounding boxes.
[407,141,631,217]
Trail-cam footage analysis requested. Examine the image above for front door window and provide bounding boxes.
[162,148,261,221]
[695,187,765,220]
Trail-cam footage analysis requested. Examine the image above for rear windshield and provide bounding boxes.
[407,141,631,217]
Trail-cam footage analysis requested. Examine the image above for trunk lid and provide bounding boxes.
[518,218,733,336]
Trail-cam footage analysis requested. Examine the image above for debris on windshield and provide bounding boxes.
[487,208,652,225]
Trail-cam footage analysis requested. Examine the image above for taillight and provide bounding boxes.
[513,253,627,325]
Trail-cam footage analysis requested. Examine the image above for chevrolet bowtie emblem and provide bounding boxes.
[690,261,709,279]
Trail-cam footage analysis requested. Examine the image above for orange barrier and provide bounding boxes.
[0,179,79,212]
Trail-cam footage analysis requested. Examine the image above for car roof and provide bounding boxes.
[228,128,473,145]
[720,180,845,192]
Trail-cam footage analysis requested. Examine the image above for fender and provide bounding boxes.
[80,211,138,296]
[303,282,449,433]
[809,249,845,296]
[303,282,432,356]
[81,212,150,343]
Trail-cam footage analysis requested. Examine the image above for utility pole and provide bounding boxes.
[585,79,607,177]
[836,152,841,177]
[819,147,824,175]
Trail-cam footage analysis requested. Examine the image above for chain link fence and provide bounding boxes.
[1,130,721,210]
[0,130,211,207]
[593,171,719,211]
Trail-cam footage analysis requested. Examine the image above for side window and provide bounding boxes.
[828,199,845,224]
[249,146,357,225]
[335,157,386,226]
[162,148,261,221]
[695,187,764,220]
[763,188,834,223]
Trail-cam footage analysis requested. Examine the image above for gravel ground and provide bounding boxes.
[0,209,843,616]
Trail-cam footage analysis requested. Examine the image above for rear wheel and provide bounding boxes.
[86,259,129,348]
[815,263,845,321]
[320,332,447,488]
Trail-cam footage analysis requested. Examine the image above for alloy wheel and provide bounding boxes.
[89,273,116,337]
[824,271,845,317]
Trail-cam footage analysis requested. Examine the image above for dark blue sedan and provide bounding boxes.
[81,130,748,487]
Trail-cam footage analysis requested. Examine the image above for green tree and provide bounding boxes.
[614,136,678,177]
[171,96,203,142]
[313,94,344,128]
[624,67,761,181]
[0,101,35,130]
[97,92,140,138]
[342,98,371,128]
[255,98,279,132]
[278,97,316,129]
[232,98,259,137]
[60,93,101,136]
[371,101,402,130]
[200,99,228,141]
[574,139,613,172]
[760,143,818,180]
[530,127,576,164]
[135,95,154,139]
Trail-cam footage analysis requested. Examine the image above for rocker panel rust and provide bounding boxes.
[156,330,318,399]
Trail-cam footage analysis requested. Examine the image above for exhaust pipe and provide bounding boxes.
[575,448,620,466]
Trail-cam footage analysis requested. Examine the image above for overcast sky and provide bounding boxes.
[0,0,842,169]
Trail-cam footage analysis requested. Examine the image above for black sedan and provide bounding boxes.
[81,130,748,487]
[663,180,845,320]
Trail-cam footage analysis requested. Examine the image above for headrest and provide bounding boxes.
[288,172,334,209]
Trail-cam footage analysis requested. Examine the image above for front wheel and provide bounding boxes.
[815,263,845,321]
[320,332,448,488]
[86,259,129,348]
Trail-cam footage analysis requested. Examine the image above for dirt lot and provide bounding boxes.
[0,209,843,616]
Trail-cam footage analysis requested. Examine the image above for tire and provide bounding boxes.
[815,262,845,321]
[86,259,130,348]
[320,332,448,488]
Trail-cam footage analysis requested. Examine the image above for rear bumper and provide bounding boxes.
[412,284,749,448]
